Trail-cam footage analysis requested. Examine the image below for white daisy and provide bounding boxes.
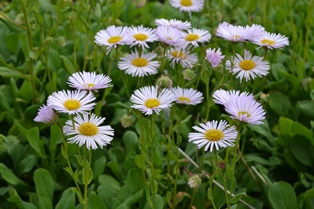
[213,89,253,106]
[34,105,57,124]
[118,50,160,77]
[169,0,204,13]
[47,90,95,115]
[155,26,183,46]
[251,31,289,49]
[129,25,158,49]
[63,113,114,150]
[168,48,198,68]
[68,72,112,91]
[155,18,191,30]
[216,22,249,43]
[188,120,237,152]
[130,86,174,115]
[206,48,225,68]
[171,87,203,105]
[226,50,270,82]
[181,28,211,48]
[225,95,266,124]
[244,24,265,41]
[94,25,132,54]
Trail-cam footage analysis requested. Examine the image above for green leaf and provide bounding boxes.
[134,154,146,170]
[34,169,54,209]
[7,189,37,209]
[55,188,75,209]
[278,117,294,138]
[0,163,29,187]
[107,161,122,180]
[27,127,46,158]
[292,122,313,143]
[228,192,246,205]
[98,174,121,191]
[0,67,29,79]
[268,181,297,209]
[123,130,138,155]
[268,91,291,116]
[116,189,144,209]
[17,155,36,176]
[290,135,314,166]
[87,191,106,209]
[60,55,76,75]
[93,156,107,180]
[143,194,164,209]
[126,168,144,193]
[82,166,93,185]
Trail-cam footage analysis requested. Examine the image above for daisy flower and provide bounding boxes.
[168,48,198,68]
[34,105,58,124]
[155,26,183,46]
[129,25,158,49]
[181,28,211,48]
[68,72,112,91]
[130,86,174,115]
[155,18,191,30]
[213,89,253,106]
[63,113,114,150]
[251,31,289,49]
[244,24,265,41]
[118,50,160,77]
[170,0,204,13]
[47,90,95,115]
[171,87,203,105]
[94,25,132,54]
[188,120,237,152]
[225,50,270,82]
[206,48,225,68]
[216,22,249,43]
[225,95,266,124]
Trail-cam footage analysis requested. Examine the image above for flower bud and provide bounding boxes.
[183,69,196,81]
[188,174,202,189]
[56,36,66,47]
[34,105,58,125]
[155,75,172,89]
[120,114,134,128]
[15,13,25,25]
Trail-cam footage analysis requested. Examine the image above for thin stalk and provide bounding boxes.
[150,114,156,209]
[214,149,229,209]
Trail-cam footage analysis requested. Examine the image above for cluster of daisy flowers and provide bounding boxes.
[34,72,114,150]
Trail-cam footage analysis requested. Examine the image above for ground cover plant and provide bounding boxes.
[0,0,314,208]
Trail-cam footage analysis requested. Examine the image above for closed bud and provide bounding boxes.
[56,36,66,47]
[188,174,202,189]
[120,114,134,128]
[15,13,25,25]
[183,69,196,81]
[155,75,172,89]
[131,0,146,8]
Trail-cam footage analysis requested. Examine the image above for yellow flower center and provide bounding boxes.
[204,129,224,141]
[238,111,251,118]
[171,50,187,59]
[185,34,200,42]
[239,60,256,71]
[180,0,193,6]
[131,57,149,67]
[178,96,191,103]
[145,98,160,108]
[261,39,276,45]
[63,99,81,110]
[85,83,95,89]
[234,35,241,39]
[108,36,122,44]
[78,122,98,136]
[133,33,148,41]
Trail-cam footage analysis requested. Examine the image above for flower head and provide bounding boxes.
[129,25,158,49]
[225,96,266,124]
[226,50,270,82]
[244,24,265,41]
[188,120,237,152]
[68,72,112,91]
[181,28,211,48]
[34,105,58,124]
[251,31,289,49]
[155,26,183,46]
[216,22,249,43]
[183,69,196,81]
[47,90,95,115]
[213,89,253,106]
[155,18,191,30]
[168,48,198,68]
[206,48,225,68]
[171,87,203,105]
[170,0,204,13]
[94,25,132,54]
[130,86,174,115]
[118,50,160,77]
[63,113,114,150]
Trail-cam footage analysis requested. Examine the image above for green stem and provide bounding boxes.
[150,114,156,209]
